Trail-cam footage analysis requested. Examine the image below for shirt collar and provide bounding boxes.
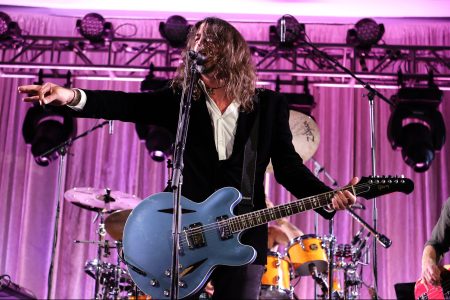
[199,79,239,117]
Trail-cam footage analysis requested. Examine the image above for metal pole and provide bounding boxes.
[47,148,67,299]
[368,96,379,298]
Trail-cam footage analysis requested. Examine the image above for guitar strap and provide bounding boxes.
[238,94,260,215]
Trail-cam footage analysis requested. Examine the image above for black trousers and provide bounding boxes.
[209,264,265,299]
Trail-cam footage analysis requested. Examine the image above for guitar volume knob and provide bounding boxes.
[164,269,171,277]
[150,279,159,286]
[163,289,170,297]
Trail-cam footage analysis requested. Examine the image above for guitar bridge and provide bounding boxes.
[216,215,233,240]
[184,222,206,249]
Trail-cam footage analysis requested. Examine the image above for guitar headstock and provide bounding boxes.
[356,176,414,200]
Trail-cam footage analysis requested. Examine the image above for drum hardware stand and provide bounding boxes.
[74,208,112,299]
[300,36,393,299]
[38,120,110,299]
[95,210,107,299]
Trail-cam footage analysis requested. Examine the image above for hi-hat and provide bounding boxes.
[104,209,132,241]
[65,187,141,212]
[266,110,320,172]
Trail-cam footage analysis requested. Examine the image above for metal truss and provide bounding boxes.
[0,35,449,90]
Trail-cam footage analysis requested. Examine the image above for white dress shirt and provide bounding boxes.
[69,83,239,160]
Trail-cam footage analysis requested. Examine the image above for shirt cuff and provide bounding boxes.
[67,89,87,111]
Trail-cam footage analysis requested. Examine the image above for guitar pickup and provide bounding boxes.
[184,222,206,249]
[216,215,233,240]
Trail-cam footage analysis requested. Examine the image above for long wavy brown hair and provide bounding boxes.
[172,17,257,112]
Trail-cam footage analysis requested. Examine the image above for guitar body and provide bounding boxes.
[123,187,256,299]
[122,176,414,299]
[415,268,450,299]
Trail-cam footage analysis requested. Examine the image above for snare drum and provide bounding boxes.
[287,234,328,277]
[260,251,293,299]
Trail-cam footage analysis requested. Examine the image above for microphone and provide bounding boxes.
[188,50,207,65]
[280,16,286,43]
[309,263,328,294]
[351,227,365,245]
[376,233,392,248]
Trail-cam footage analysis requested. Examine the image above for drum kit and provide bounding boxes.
[260,233,370,300]
[65,187,148,300]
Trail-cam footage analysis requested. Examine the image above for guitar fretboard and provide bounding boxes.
[225,185,358,233]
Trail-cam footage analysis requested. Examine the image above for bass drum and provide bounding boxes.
[260,251,293,299]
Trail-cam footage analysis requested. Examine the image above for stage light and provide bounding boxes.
[76,13,113,44]
[159,15,191,49]
[346,18,384,71]
[0,11,21,42]
[137,66,173,162]
[387,85,446,172]
[135,124,173,162]
[269,15,305,48]
[22,104,77,166]
[140,63,169,92]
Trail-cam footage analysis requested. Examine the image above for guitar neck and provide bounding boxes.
[228,186,356,233]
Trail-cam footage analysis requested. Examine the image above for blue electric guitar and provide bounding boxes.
[123,176,413,299]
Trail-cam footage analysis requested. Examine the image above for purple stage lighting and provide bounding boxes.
[0,11,21,41]
[76,13,112,43]
[347,18,384,49]
[269,15,305,48]
[159,15,191,48]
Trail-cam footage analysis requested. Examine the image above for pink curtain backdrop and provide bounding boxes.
[0,13,449,299]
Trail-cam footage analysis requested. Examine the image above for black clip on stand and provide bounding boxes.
[169,51,203,299]
[41,120,110,299]
[300,37,394,299]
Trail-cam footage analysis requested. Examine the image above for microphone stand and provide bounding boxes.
[301,38,394,298]
[310,158,338,300]
[41,120,110,299]
[169,59,199,300]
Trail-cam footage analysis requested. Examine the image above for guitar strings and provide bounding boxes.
[177,182,381,247]
[175,182,379,248]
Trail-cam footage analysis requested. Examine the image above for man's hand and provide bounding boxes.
[422,259,441,286]
[18,83,75,106]
[421,245,441,286]
[330,176,359,210]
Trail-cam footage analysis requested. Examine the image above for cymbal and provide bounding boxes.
[266,110,320,172]
[65,187,141,212]
[104,209,132,241]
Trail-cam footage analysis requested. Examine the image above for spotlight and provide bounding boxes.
[22,104,77,166]
[346,18,384,71]
[269,15,305,48]
[387,86,446,172]
[135,124,173,162]
[0,11,22,42]
[76,13,113,44]
[159,15,191,49]
[140,63,169,92]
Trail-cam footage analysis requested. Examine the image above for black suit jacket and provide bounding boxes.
[69,87,334,264]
